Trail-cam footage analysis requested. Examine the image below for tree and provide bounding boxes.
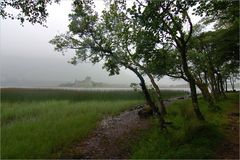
[138,0,205,120]
[188,20,239,97]
[50,0,168,129]
[187,31,221,109]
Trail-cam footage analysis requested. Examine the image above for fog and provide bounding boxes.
[0,1,186,87]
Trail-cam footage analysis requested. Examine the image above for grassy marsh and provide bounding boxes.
[1,88,186,158]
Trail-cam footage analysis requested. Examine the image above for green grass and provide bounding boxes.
[0,88,144,102]
[1,88,186,159]
[1,100,141,159]
[131,93,239,159]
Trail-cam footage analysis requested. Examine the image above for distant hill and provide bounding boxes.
[58,76,129,88]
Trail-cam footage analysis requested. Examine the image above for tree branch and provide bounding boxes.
[185,11,193,44]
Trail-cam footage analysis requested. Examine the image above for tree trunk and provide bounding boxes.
[179,47,205,121]
[189,79,205,120]
[127,66,166,129]
[229,76,235,91]
[208,68,220,100]
[225,79,228,92]
[204,71,208,85]
[217,73,226,97]
[146,72,167,115]
[195,80,219,111]
[216,73,222,95]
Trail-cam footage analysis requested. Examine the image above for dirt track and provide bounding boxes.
[56,96,188,159]
[60,106,151,159]
[215,103,239,159]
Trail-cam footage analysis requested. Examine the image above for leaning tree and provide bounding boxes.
[50,0,168,129]
[136,0,205,120]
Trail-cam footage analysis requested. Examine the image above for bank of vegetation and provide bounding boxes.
[131,93,239,159]
[1,89,186,159]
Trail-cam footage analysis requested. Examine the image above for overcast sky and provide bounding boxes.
[0,0,188,87]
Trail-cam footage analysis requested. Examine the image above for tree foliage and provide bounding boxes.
[0,0,61,25]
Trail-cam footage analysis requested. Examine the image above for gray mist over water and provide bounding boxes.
[0,1,186,87]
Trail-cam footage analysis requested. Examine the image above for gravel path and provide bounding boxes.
[60,106,150,159]
[57,96,189,159]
